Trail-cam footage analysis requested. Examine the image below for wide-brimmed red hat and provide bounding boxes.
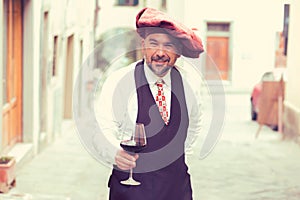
[136,7,204,58]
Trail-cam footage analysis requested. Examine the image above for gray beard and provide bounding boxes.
[147,63,172,77]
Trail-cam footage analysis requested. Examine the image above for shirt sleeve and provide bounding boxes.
[92,65,136,165]
[181,67,203,155]
[185,90,202,155]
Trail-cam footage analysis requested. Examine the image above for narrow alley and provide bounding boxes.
[1,94,300,200]
[1,1,300,200]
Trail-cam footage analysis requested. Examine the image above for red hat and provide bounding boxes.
[136,7,204,58]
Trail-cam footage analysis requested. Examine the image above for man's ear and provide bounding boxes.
[141,39,146,54]
[176,43,183,57]
[141,39,145,48]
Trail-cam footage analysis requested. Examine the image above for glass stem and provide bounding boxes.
[129,168,133,179]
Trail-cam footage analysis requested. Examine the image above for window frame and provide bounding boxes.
[116,0,139,6]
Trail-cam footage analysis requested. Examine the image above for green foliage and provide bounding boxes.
[0,156,13,164]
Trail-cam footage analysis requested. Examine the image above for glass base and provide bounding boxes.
[120,177,141,186]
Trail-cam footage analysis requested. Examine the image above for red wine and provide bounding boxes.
[120,140,146,153]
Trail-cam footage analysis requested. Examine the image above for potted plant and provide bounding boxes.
[0,156,16,193]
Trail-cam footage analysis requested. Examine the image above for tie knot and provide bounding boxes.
[156,79,164,87]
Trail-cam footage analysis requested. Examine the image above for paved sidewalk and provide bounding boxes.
[188,94,300,200]
[1,94,300,200]
[2,121,111,200]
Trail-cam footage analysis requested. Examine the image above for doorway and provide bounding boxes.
[63,35,75,119]
[2,0,23,151]
[205,22,231,81]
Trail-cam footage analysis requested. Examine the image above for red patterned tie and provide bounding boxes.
[155,80,169,125]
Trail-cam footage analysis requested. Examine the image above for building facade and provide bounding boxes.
[0,0,97,160]
[96,0,288,91]
[283,0,300,139]
[81,0,299,140]
[1,0,297,165]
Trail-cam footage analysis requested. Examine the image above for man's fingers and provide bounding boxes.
[115,149,138,170]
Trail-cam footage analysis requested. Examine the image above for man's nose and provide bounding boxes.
[155,45,166,56]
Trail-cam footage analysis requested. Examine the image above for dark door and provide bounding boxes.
[2,0,23,151]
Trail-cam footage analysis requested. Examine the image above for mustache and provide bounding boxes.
[151,55,170,62]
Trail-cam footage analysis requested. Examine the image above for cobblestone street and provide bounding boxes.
[1,0,299,199]
[2,94,300,200]
[189,94,300,200]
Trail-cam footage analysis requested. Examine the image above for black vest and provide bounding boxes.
[109,61,192,200]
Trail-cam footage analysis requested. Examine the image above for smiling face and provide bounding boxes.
[142,33,181,77]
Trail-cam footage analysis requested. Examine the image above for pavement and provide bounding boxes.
[1,93,300,200]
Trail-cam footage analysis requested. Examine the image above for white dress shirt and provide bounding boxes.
[93,61,202,165]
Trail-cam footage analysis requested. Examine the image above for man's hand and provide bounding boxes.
[115,149,139,170]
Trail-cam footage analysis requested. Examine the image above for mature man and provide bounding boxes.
[95,7,204,200]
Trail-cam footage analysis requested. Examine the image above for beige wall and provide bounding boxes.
[184,0,286,91]
[0,0,3,149]
[97,5,142,38]
[23,0,42,153]
[286,1,300,108]
[95,0,287,92]
[22,0,97,152]
[283,1,300,138]
[166,0,185,22]
[97,0,168,40]
[0,0,98,153]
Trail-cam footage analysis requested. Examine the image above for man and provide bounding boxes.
[95,7,204,200]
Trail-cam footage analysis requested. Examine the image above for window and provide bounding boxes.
[205,22,232,80]
[52,36,59,77]
[161,0,167,9]
[283,4,289,55]
[207,22,230,32]
[117,0,139,6]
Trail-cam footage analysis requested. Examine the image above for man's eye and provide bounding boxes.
[149,42,157,46]
[165,44,174,49]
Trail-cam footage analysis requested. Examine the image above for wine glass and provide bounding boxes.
[120,123,147,185]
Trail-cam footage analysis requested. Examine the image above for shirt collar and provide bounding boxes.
[144,62,171,87]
